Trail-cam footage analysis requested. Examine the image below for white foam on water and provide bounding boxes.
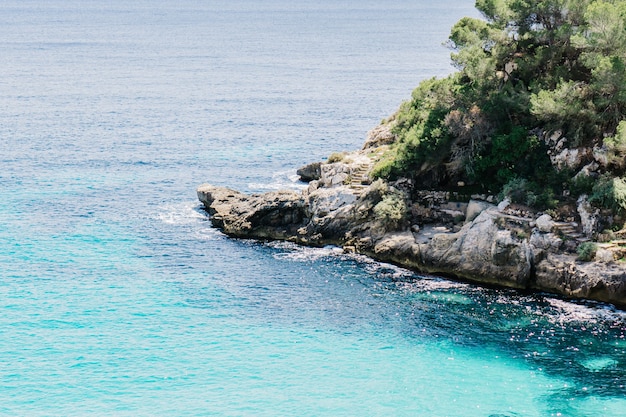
[248,170,308,192]
[268,241,345,262]
[544,297,626,324]
[155,201,208,225]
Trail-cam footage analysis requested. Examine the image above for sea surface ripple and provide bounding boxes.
[1,1,625,416]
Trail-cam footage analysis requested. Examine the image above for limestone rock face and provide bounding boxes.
[320,163,351,188]
[363,123,396,149]
[595,248,616,263]
[197,184,306,240]
[305,187,357,218]
[529,230,563,253]
[419,210,532,288]
[296,162,322,182]
[536,214,555,233]
[197,180,626,307]
[577,195,600,239]
[550,147,592,170]
[534,255,626,306]
[465,199,494,223]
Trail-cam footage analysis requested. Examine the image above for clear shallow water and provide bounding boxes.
[1,1,625,416]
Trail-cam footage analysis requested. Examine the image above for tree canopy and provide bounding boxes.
[374,0,626,210]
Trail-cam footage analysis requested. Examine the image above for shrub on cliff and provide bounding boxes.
[373,189,408,231]
[589,174,626,214]
[604,121,626,174]
[373,0,626,211]
[577,242,598,262]
[372,76,459,181]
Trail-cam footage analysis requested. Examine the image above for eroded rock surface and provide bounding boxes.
[197,148,626,307]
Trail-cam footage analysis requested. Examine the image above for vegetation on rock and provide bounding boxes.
[373,0,626,216]
[372,186,408,230]
[577,241,598,261]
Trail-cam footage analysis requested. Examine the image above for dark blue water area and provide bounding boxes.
[1,1,626,416]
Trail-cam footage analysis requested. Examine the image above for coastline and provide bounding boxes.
[197,130,626,309]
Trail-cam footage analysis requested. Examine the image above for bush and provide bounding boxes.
[327,152,345,163]
[371,151,397,179]
[470,127,555,189]
[499,177,557,209]
[589,175,626,214]
[577,242,598,262]
[373,191,407,230]
[569,173,596,197]
[375,76,459,182]
[500,177,530,205]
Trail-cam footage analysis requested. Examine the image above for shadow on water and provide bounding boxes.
[256,241,626,404]
[375,268,626,404]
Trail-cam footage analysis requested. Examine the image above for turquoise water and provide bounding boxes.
[1,1,625,416]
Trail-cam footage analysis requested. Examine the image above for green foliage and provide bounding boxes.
[475,0,511,26]
[372,76,459,180]
[373,191,407,230]
[500,177,531,204]
[577,241,598,262]
[530,81,598,145]
[373,0,626,217]
[471,127,550,184]
[604,121,626,172]
[499,177,557,209]
[327,152,345,163]
[370,151,397,179]
[589,175,626,213]
[577,1,626,54]
[569,173,596,197]
[591,56,626,130]
[589,174,614,208]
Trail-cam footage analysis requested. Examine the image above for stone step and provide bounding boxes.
[550,221,591,242]
[350,164,372,186]
[554,222,578,228]
[349,184,367,194]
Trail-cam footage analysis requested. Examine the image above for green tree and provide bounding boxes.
[374,0,626,209]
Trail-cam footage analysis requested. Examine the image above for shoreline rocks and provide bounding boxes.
[198,166,626,308]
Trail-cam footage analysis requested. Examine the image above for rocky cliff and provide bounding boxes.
[197,141,626,308]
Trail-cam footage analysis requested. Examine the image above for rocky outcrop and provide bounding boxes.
[196,185,306,240]
[577,195,601,239]
[369,209,532,289]
[198,175,626,308]
[362,123,397,149]
[534,255,626,303]
[296,162,321,182]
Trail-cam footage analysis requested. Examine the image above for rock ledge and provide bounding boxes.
[198,149,626,308]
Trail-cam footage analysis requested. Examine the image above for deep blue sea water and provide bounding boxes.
[1,1,625,416]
